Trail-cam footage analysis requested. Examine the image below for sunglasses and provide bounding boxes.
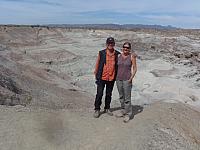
[123,46,130,49]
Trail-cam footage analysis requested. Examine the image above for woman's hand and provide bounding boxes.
[128,78,133,84]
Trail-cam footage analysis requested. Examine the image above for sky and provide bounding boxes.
[0,0,200,28]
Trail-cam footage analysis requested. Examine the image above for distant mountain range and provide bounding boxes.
[47,24,178,30]
[0,24,178,30]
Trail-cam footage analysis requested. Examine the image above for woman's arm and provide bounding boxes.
[128,53,137,83]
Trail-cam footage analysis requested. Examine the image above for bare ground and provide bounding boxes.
[0,102,200,150]
[0,26,200,149]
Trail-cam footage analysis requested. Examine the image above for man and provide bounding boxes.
[93,37,120,118]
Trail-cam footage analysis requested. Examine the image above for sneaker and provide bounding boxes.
[93,110,100,118]
[104,109,113,116]
[123,115,130,123]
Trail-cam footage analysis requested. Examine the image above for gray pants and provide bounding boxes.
[116,80,132,117]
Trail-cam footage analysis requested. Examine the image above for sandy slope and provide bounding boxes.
[0,102,200,150]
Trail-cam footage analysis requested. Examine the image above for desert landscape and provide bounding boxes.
[0,25,200,150]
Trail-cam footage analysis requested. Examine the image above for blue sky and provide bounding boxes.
[0,0,200,28]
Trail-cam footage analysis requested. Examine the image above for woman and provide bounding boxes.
[116,42,137,123]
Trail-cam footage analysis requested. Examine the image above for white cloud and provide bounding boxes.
[0,0,200,28]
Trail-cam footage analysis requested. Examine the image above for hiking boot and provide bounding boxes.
[123,115,130,123]
[115,110,125,118]
[104,109,113,116]
[93,110,100,118]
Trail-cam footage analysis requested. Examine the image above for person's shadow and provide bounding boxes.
[110,105,144,120]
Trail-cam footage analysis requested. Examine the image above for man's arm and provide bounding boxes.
[94,53,100,76]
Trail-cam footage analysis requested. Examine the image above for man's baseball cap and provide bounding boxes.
[106,37,115,44]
